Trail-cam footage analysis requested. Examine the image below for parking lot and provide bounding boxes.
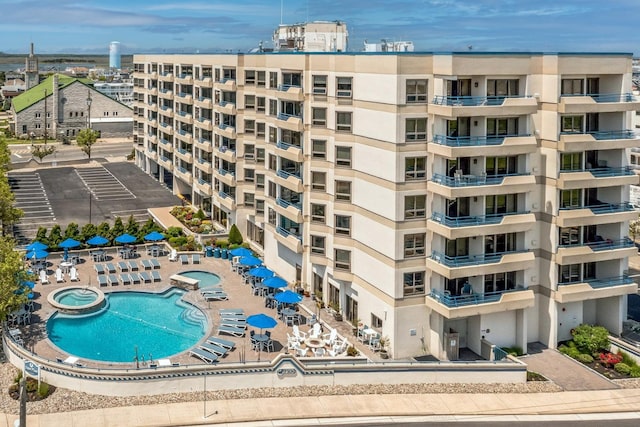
[9,162,180,244]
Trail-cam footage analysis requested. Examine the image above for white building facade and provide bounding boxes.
[132,52,639,360]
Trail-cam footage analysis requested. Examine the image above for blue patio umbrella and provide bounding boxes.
[59,238,81,248]
[87,235,109,246]
[263,276,288,289]
[229,247,253,257]
[23,281,35,289]
[26,248,49,260]
[238,255,262,267]
[27,292,34,300]
[115,233,137,244]
[247,313,277,329]
[274,290,303,304]
[248,267,274,279]
[144,231,165,241]
[26,241,48,252]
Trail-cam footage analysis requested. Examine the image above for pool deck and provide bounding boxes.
[17,246,380,369]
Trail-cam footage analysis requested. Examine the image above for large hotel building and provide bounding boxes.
[132,52,640,359]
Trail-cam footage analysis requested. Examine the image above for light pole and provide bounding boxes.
[86,90,93,224]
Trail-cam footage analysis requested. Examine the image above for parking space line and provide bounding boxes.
[75,166,137,201]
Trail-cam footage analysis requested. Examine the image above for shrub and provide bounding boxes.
[228,224,243,245]
[195,208,206,220]
[165,226,184,238]
[503,346,524,356]
[630,366,640,378]
[559,344,580,359]
[215,238,229,248]
[527,371,547,381]
[614,362,632,375]
[35,227,48,244]
[63,222,79,239]
[618,351,639,368]
[571,324,610,355]
[346,346,359,357]
[599,352,623,368]
[48,224,62,248]
[575,353,594,364]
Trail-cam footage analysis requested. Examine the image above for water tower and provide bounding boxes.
[109,41,121,69]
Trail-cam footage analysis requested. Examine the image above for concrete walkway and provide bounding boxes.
[521,344,618,391]
[2,388,640,426]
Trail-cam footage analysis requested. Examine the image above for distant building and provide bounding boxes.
[273,21,348,52]
[10,74,133,139]
[94,81,134,106]
[24,43,39,90]
[109,41,122,70]
[363,39,415,52]
[1,78,25,101]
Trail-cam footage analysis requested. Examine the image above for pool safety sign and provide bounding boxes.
[24,360,40,378]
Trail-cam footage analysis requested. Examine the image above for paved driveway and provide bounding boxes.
[521,343,618,391]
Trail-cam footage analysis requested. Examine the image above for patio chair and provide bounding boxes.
[129,272,142,284]
[206,336,236,350]
[461,282,473,295]
[151,270,162,282]
[221,315,246,322]
[310,323,322,339]
[139,271,152,283]
[94,264,106,275]
[313,347,326,357]
[217,325,245,337]
[97,275,109,287]
[150,258,161,269]
[292,325,307,342]
[119,273,132,286]
[128,260,140,271]
[219,308,244,316]
[117,261,129,272]
[296,347,309,357]
[200,287,224,295]
[369,334,381,351]
[192,254,201,264]
[180,254,189,265]
[69,267,79,282]
[329,343,346,357]
[189,348,218,364]
[39,269,49,284]
[107,274,119,286]
[323,328,338,346]
[55,267,65,283]
[141,259,153,270]
[168,249,178,262]
[199,342,228,357]
[105,263,117,274]
[204,292,228,301]
[220,318,245,328]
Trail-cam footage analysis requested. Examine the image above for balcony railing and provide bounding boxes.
[430,249,530,267]
[558,237,634,251]
[561,93,636,103]
[560,202,635,213]
[431,172,529,187]
[197,157,211,164]
[276,140,302,151]
[218,168,235,177]
[218,78,235,83]
[198,96,212,102]
[198,178,211,186]
[277,169,301,180]
[176,110,190,117]
[278,84,302,91]
[218,191,232,199]
[429,288,523,308]
[570,130,638,140]
[219,100,235,107]
[277,112,302,121]
[176,166,190,175]
[433,134,528,147]
[560,166,634,177]
[432,95,532,106]
[219,123,235,130]
[558,275,634,289]
[276,197,302,211]
[276,226,302,241]
[159,138,171,146]
[176,147,189,155]
[431,211,529,227]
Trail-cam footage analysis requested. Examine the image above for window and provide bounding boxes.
[268,154,277,171]
[335,215,351,235]
[256,173,265,189]
[268,181,277,197]
[404,195,426,219]
[334,249,351,270]
[269,126,277,143]
[403,272,425,296]
[406,79,427,103]
[257,71,266,87]
[244,168,255,182]
[336,77,352,98]
[313,75,327,94]
[560,189,582,208]
[485,194,517,214]
[371,314,383,329]
[487,79,519,97]
[244,120,255,135]
[268,208,276,225]
[256,97,266,112]
[335,146,352,167]
[484,271,516,293]
[405,157,426,180]
[312,108,327,126]
[405,118,427,141]
[311,172,326,191]
[35,112,41,118]
[244,95,255,109]
[244,192,255,207]
[245,70,256,85]
[336,112,352,132]
[256,199,265,214]
[269,99,278,117]
[311,235,326,255]
[561,79,584,95]
[311,204,326,223]
[484,233,516,253]
[256,123,265,139]
[312,139,326,159]
[485,156,517,176]
[561,115,584,133]
[404,233,426,257]
[335,180,351,201]
[487,117,518,136]
[560,152,582,171]
[269,72,278,88]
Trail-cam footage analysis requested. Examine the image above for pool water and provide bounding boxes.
[47,289,207,363]
[54,288,98,307]
[179,271,221,289]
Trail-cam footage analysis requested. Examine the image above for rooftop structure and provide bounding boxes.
[24,42,39,90]
[273,21,348,52]
[363,39,414,52]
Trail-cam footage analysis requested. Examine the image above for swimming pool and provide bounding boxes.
[179,271,221,289]
[47,289,207,363]
[54,288,99,306]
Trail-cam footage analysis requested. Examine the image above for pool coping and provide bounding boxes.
[47,286,106,315]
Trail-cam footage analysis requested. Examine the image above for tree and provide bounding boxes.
[0,236,29,324]
[572,324,610,355]
[0,134,12,172]
[80,223,97,242]
[76,128,99,160]
[125,215,139,237]
[228,224,243,245]
[0,178,23,236]
[141,218,162,235]
[31,144,56,162]
[110,217,124,239]
[48,224,63,248]
[96,222,111,240]
[35,227,48,245]
[629,218,640,243]
[64,222,80,239]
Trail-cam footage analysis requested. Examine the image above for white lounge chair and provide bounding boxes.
[292,325,307,342]
[217,325,245,337]
[105,263,117,274]
[189,348,218,364]
[206,336,236,350]
[151,270,162,282]
[150,258,161,269]
[204,292,228,301]
[107,274,119,286]
[97,275,108,287]
[139,271,152,283]
[69,267,79,282]
[39,269,49,284]
[309,323,322,339]
[199,342,228,357]
[141,259,153,270]
[168,249,178,262]
[323,328,338,345]
[55,267,65,283]
[117,261,129,272]
[94,264,106,275]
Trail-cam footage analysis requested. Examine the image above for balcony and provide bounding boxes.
[428,211,535,240]
[428,173,535,199]
[274,169,303,193]
[158,138,173,152]
[426,288,535,319]
[274,198,303,223]
[174,147,193,163]
[217,123,237,139]
[557,166,638,189]
[276,113,304,132]
[194,178,212,195]
[175,74,193,85]
[277,84,304,101]
[195,75,213,87]
[175,130,192,144]
[146,149,158,161]
[175,110,193,125]
[216,191,236,211]
[159,104,173,114]
[158,155,173,171]
[216,145,236,162]
[147,102,158,112]
[429,134,537,158]
[430,95,537,117]
[556,237,636,264]
[557,202,638,227]
[275,226,303,253]
[194,96,213,109]
[275,141,303,162]
[194,158,213,174]
[214,78,236,91]
[195,138,213,153]
[176,92,193,104]
[158,88,173,99]
[174,166,193,184]
[215,168,236,186]
[427,250,535,280]
[559,93,640,113]
[159,122,173,135]
[217,100,236,115]
[196,117,213,132]
[158,72,173,82]
[558,130,640,151]
[555,275,638,303]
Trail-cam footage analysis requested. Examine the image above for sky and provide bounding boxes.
[2,0,640,55]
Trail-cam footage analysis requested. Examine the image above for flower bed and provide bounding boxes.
[170,206,214,234]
